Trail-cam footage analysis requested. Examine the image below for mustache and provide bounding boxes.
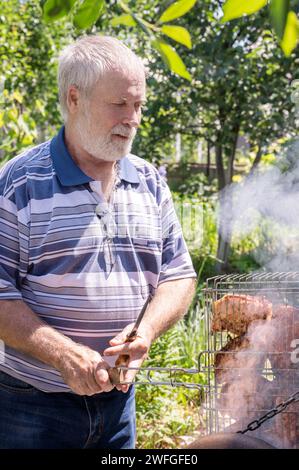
[111,125,137,139]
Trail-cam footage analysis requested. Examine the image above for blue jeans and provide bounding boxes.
[0,371,136,449]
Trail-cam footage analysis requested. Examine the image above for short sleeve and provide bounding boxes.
[0,172,27,300]
[158,183,197,285]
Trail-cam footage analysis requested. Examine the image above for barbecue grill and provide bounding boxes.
[114,271,298,448]
[198,271,299,449]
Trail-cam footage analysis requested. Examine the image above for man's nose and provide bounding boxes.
[122,108,140,128]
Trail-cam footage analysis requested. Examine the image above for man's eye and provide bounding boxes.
[113,103,126,106]
[136,103,146,111]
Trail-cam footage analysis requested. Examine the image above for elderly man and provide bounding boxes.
[0,35,196,449]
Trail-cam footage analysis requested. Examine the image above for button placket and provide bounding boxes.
[88,182,118,277]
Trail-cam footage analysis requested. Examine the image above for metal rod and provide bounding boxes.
[111,364,205,390]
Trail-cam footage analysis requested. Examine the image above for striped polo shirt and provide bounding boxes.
[0,126,196,393]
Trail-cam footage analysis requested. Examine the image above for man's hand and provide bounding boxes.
[58,344,114,396]
[103,323,154,393]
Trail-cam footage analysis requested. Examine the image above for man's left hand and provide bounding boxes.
[103,323,154,393]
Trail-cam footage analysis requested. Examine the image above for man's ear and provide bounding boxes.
[66,85,80,115]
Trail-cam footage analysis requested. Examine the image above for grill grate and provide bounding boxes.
[201,271,299,449]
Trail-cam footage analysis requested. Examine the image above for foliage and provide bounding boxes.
[134,1,298,185]
[222,0,299,56]
[41,0,197,80]
[172,191,218,257]
[0,88,37,160]
[128,0,298,268]
[73,0,105,29]
[0,0,73,159]
[170,166,218,196]
[175,192,264,278]
[41,0,299,65]
[222,0,268,22]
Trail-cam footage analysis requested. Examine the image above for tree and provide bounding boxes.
[41,0,197,80]
[2,0,298,271]
[41,0,299,71]
[0,0,73,159]
[120,0,298,269]
[222,0,299,57]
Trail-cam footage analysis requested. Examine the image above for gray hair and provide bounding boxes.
[58,35,146,121]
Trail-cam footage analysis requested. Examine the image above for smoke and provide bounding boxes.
[211,142,299,447]
[214,304,299,448]
[218,138,299,272]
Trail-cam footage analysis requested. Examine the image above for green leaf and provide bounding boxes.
[161,25,192,49]
[221,0,267,22]
[280,11,299,56]
[270,0,290,40]
[12,90,23,103]
[43,0,76,22]
[7,107,18,122]
[159,0,197,24]
[73,0,105,30]
[152,39,191,81]
[110,13,136,27]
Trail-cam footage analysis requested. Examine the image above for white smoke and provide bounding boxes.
[218,138,299,272]
[211,139,299,448]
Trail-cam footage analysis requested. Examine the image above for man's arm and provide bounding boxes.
[0,173,113,395]
[142,277,197,341]
[104,277,197,391]
[0,299,114,395]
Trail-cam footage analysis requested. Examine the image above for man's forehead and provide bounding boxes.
[96,69,146,97]
[99,70,145,87]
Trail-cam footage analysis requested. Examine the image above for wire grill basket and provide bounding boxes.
[200,271,299,448]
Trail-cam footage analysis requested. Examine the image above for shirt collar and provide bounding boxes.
[50,126,140,187]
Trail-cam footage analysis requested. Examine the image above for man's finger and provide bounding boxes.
[87,375,103,394]
[87,380,102,396]
[120,358,143,393]
[109,332,128,346]
[94,366,114,391]
[103,344,131,356]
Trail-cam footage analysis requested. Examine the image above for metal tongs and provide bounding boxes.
[108,294,152,385]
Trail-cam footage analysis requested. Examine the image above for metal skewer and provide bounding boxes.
[108,294,152,385]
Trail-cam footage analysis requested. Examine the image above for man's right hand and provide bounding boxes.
[58,344,114,396]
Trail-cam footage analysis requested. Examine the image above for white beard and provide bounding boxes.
[74,110,136,162]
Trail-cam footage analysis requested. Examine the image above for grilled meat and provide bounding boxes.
[212,294,273,335]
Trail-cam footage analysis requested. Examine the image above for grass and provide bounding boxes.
[135,304,207,449]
